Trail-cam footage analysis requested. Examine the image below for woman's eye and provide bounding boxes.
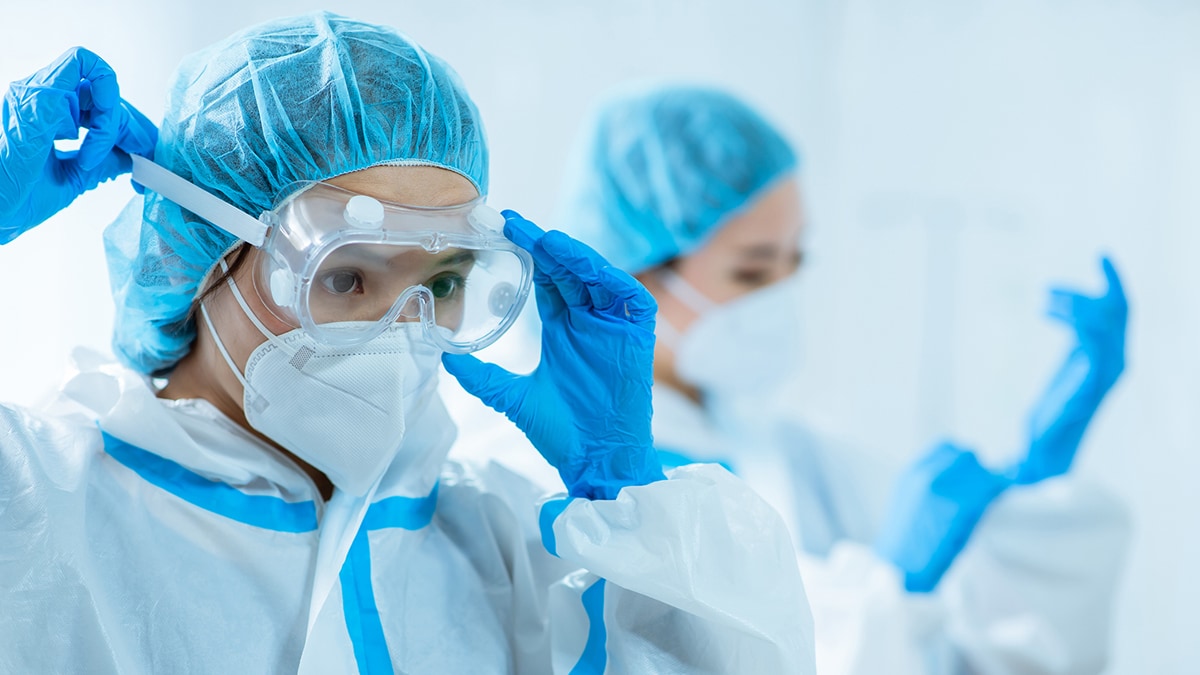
[428,273,465,300]
[320,270,363,295]
[732,269,771,287]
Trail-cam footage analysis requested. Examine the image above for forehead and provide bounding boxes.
[326,165,480,207]
[705,178,805,252]
[321,243,477,271]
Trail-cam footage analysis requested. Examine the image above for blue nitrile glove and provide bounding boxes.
[875,441,1013,593]
[1011,256,1127,484]
[875,258,1129,592]
[0,47,157,243]
[443,211,666,500]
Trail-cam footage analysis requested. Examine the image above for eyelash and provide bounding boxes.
[428,272,468,299]
[317,269,470,298]
[733,270,771,286]
[320,270,364,295]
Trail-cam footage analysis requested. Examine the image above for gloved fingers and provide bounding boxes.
[533,280,565,319]
[534,241,591,307]
[113,99,158,157]
[34,47,118,106]
[1047,256,1129,326]
[1100,256,1128,309]
[501,209,545,251]
[50,145,131,198]
[1046,288,1088,324]
[596,265,657,325]
[523,238,591,309]
[441,352,521,413]
[112,100,158,194]
[537,228,656,323]
[915,440,974,472]
[1047,289,1126,338]
[503,211,587,309]
[51,56,154,176]
[540,234,656,324]
[49,103,152,195]
[1,81,78,176]
[539,230,618,311]
[77,77,142,171]
[26,47,122,172]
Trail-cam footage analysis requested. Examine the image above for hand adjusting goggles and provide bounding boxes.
[132,156,533,353]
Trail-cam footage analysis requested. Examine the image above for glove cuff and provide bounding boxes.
[876,443,1013,593]
[563,446,667,501]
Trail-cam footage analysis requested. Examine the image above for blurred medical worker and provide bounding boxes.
[542,85,1129,674]
[0,18,816,673]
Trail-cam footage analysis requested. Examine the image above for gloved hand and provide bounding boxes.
[0,47,157,243]
[443,211,666,500]
[875,257,1129,593]
[874,441,1013,593]
[1011,256,1127,484]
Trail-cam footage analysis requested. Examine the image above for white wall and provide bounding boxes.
[0,1,1193,671]
[787,5,1200,675]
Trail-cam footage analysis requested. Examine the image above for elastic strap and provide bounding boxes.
[198,303,251,392]
[659,269,717,315]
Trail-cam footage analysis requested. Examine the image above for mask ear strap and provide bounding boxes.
[659,268,718,315]
[199,302,251,393]
[199,259,296,413]
[655,314,684,350]
[198,298,274,413]
[217,258,298,358]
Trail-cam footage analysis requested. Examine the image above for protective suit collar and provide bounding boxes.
[54,347,457,504]
[54,346,458,647]
[57,347,317,499]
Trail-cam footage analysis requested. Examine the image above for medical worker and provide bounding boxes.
[544,85,1130,674]
[0,16,815,673]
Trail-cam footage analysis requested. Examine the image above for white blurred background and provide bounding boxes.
[1,1,1196,671]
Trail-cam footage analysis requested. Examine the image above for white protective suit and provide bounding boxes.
[450,381,1131,675]
[0,349,816,674]
[656,385,1132,675]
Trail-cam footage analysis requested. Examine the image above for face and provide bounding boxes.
[653,177,805,335]
[206,165,480,375]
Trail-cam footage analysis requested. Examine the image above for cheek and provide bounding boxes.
[220,315,271,373]
[675,256,745,305]
[216,284,294,372]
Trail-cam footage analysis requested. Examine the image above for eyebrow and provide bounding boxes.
[738,244,781,261]
[322,248,478,271]
[435,251,477,268]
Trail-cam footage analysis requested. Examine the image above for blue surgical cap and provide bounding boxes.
[558,85,798,274]
[104,11,488,375]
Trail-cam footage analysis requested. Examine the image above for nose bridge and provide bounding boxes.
[393,284,431,322]
[775,260,798,284]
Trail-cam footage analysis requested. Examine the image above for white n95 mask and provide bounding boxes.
[658,269,803,398]
[200,273,443,497]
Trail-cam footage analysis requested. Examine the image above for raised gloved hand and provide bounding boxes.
[443,211,666,500]
[1,47,157,243]
[1011,256,1127,484]
[875,441,1013,593]
[876,257,1129,593]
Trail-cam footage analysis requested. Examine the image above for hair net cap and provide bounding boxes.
[558,85,798,274]
[104,11,488,375]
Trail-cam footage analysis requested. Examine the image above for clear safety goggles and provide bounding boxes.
[132,156,533,352]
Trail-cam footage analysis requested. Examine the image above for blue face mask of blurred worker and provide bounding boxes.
[656,269,803,398]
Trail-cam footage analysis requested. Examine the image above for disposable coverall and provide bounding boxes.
[0,349,815,673]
